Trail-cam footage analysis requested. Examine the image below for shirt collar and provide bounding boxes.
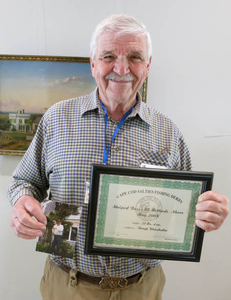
[80,88,100,116]
[81,88,151,126]
[138,100,153,126]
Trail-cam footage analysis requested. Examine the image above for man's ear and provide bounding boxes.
[90,57,95,78]
[146,56,152,77]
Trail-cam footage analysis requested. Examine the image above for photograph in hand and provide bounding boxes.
[36,201,82,259]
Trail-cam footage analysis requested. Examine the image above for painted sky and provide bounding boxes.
[0,60,96,113]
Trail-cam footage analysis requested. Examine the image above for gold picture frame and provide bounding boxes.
[0,55,148,156]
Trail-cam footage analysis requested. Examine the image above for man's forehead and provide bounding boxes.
[99,31,146,44]
[97,33,147,54]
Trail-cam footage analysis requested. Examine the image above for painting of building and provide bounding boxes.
[32,116,42,133]
[9,109,32,132]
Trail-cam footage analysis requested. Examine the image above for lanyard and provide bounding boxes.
[101,102,135,164]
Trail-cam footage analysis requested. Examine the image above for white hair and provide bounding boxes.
[90,14,152,61]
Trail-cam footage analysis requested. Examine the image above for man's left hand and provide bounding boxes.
[195,191,229,232]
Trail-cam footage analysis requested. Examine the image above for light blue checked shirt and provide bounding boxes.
[8,88,192,277]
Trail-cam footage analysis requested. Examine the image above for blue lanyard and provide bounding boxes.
[101,102,135,164]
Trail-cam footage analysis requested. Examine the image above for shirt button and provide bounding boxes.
[113,264,119,269]
[115,147,120,152]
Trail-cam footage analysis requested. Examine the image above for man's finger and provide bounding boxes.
[23,200,47,225]
[12,205,46,231]
[195,219,216,232]
[196,200,221,214]
[11,216,45,238]
[198,191,229,205]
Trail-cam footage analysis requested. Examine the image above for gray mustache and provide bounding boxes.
[105,72,135,82]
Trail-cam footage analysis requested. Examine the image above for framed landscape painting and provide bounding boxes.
[0,55,148,156]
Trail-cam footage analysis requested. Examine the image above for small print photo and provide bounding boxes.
[36,200,82,259]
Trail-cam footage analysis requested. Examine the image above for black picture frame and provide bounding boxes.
[85,164,213,262]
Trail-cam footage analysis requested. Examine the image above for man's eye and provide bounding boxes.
[102,56,115,61]
[130,56,142,61]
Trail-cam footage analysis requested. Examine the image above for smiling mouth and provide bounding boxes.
[109,79,133,83]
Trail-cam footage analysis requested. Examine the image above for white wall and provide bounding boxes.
[0,1,230,299]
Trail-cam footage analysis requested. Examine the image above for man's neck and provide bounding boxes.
[100,98,137,121]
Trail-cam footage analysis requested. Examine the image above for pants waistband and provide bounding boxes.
[57,263,143,289]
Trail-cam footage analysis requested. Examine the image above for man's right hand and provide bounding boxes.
[10,195,47,239]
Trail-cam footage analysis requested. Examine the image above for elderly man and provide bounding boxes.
[8,14,228,300]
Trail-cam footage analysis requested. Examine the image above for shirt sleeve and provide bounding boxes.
[178,133,193,171]
[7,115,49,206]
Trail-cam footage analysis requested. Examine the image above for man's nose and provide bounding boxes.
[113,57,130,76]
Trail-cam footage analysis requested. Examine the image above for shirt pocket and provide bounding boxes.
[138,148,170,168]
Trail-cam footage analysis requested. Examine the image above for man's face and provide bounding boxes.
[90,32,151,105]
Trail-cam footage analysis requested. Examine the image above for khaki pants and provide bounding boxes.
[40,257,166,300]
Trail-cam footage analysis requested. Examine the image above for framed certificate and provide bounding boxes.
[85,164,213,262]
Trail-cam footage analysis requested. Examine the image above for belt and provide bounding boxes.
[58,263,142,290]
